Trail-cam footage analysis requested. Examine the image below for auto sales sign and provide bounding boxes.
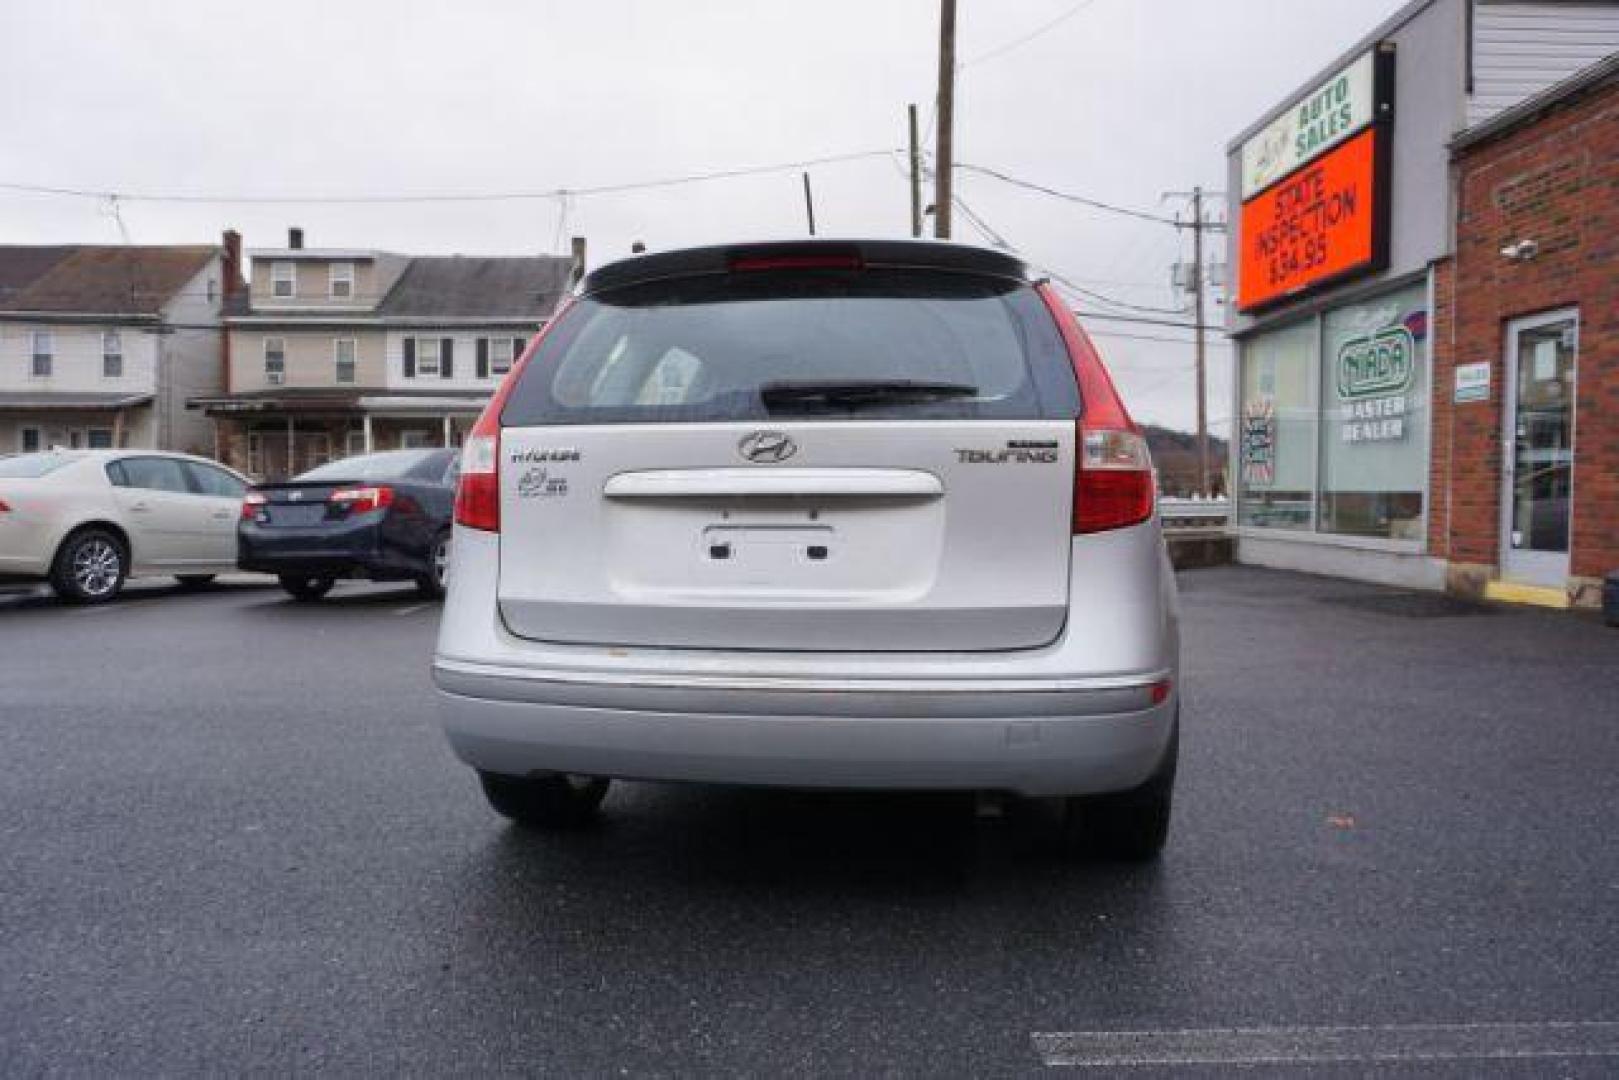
[1236,46,1393,313]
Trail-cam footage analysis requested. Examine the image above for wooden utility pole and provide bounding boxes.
[1190,186,1210,497]
[907,104,923,237]
[934,0,956,239]
[802,172,817,236]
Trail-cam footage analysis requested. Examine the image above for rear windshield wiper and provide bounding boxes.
[760,379,979,412]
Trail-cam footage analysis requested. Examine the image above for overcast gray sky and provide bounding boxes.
[0,0,1408,432]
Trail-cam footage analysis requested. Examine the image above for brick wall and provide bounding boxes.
[1438,74,1619,584]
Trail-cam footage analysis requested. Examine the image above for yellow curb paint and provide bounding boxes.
[1484,580,1570,609]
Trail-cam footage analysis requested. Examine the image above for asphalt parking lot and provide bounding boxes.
[2,566,1617,1075]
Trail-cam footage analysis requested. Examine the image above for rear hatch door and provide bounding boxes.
[495,258,1081,652]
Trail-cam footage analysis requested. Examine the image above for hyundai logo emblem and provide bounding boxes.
[738,430,798,464]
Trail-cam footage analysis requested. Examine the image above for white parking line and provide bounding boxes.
[1031,1022,1619,1068]
[394,603,431,617]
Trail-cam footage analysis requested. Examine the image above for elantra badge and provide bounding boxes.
[738,431,798,464]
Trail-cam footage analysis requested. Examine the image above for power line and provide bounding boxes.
[0,149,899,206]
[1089,329,1233,347]
[959,0,1101,69]
[955,162,1181,227]
[935,181,1187,317]
[1048,275,1188,317]
[1071,309,1225,332]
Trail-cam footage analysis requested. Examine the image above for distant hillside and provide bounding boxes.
[1142,424,1228,497]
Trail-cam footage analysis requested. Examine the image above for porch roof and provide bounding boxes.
[0,391,154,411]
[189,387,489,415]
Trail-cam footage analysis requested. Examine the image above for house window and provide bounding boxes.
[346,428,367,457]
[330,262,355,299]
[417,337,441,377]
[247,432,264,476]
[86,428,114,449]
[271,261,296,298]
[490,337,515,376]
[103,329,123,378]
[264,337,286,384]
[31,330,52,377]
[20,427,41,453]
[400,429,432,449]
[334,338,356,384]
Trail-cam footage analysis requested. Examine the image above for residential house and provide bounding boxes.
[0,236,238,454]
[193,230,575,479]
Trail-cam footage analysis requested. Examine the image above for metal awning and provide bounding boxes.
[0,392,154,411]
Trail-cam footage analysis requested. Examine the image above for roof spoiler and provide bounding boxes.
[579,239,1029,296]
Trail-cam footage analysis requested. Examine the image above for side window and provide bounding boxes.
[271,261,296,298]
[264,337,286,384]
[103,330,124,378]
[184,461,247,498]
[31,330,53,377]
[109,456,191,494]
[329,262,355,299]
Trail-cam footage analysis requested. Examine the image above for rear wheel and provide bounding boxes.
[1060,724,1177,862]
[478,771,609,829]
[50,528,128,604]
[279,574,335,602]
[175,574,216,589]
[416,531,450,599]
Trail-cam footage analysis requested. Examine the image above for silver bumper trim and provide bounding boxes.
[432,657,1171,720]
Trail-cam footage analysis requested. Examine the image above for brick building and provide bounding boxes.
[1224,0,1619,607]
[1431,54,1618,606]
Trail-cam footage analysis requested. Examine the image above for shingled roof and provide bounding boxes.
[0,245,216,316]
[377,256,572,320]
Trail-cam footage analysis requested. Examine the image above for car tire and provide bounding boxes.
[279,574,335,602]
[1060,723,1177,862]
[175,574,216,589]
[49,528,128,604]
[416,531,450,600]
[478,771,610,829]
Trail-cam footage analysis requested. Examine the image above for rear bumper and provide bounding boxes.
[238,521,420,580]
[433,659,1176,796]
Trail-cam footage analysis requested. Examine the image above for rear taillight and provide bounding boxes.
[1037,283,1157,535]
[454,298,574,533]
[455,430,500,532]
[329,486,394,514]
[241,492,266,520]
[0,497,11,512]
[1075,429,1155,534]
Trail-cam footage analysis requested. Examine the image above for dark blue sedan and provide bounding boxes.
[239,449,457,601]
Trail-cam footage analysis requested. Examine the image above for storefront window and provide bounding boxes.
[1318,284,1427,538]
[1237,320,1316,529]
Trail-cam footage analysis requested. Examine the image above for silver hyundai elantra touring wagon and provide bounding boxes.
[434,240,1179,859]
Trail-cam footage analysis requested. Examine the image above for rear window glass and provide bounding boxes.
[501,269,1080,426]
[295,449,447,482]
[0,453,78,478]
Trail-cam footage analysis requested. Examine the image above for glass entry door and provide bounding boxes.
[1501,311,1578,587]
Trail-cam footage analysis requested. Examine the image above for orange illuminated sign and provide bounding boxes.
[1237,126,1387,312]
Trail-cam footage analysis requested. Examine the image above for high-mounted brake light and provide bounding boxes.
[454,298,575,532]
[329,486,394,514]
[729,254,863,273]
[1037,283,1156,535]
[240,492,267,520]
